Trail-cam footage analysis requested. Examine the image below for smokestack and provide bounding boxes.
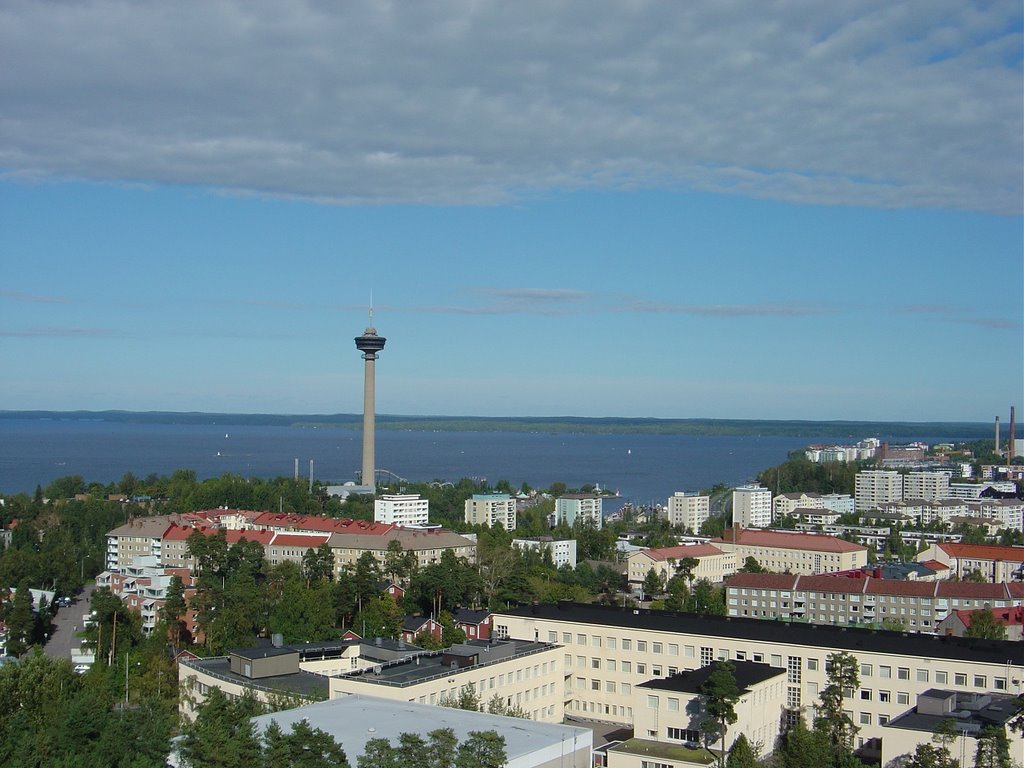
[294,458,299,481]
[995,417,1001,455]
[309,459,314,494]
[1011,406,1017,461]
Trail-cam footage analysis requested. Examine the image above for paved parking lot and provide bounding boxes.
[43,583,95,661]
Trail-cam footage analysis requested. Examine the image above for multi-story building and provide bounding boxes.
[773,492,825,519]
[855,470,904,512]
[464,493,517,530]
[511,537,578,568]
[916,542,1024,582]
[374,493,429,527]
[732,485,771,528]
[555,494,603,529]
[96,556,198,636]
[626,544,736,589]
[711,528,867,575]
[947,481,1017,500]
[661,492,710,532]
[493,601,1024,759]
[725,572,1024,631]
[787,506,841,526]
[328,638,566,723]
[820,493,856,515]
[902,471,951,502]
[327,527,477,573]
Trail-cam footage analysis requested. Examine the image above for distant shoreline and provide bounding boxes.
[0,410,992,439]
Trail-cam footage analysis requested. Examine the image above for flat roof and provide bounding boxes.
[337,639,553,688]
[251,694,592,766]
[182,657,329,700]
[639,661,784,694]
[498,602,1024,665]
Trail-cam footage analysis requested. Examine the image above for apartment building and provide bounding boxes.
[464,493,517,530]
[711,528,868,574]
[512,537,578,568]
[493,601,1024,759]
[773,492,825,519]
[916,542,1024,582]
[725,572,1024,631]
[787,506,841,526]
[374,493,429,527]
[732,485,772,528]
[661,492,710,532]
[947,481,1017,500]
[855,470,904,512]
[556,494,604,529]
[327,638,566,723]
[327,527,477,573]
[626,544,736,589]
[95,556,197,636]
[820,493,856,515]
[902,471,951,502]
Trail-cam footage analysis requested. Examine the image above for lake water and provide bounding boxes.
[0,418,951,505]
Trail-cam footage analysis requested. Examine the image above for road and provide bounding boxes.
[43,583,95,661]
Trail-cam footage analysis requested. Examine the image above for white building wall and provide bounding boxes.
[855,471,904,512]
[732,485,772,528]
[374,494,429,526]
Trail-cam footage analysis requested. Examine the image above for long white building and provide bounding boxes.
[855,470,904,512]
[374,493,429,526]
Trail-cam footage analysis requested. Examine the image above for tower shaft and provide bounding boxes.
[362,353,376,487]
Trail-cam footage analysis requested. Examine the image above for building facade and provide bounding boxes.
[711,529,868,575]
[512,537,578,569]
[626,544,736,589]
[661,492,710,532]
[464,494,517,530]
[732,485,772,528]
[556,494,604,529]
[855,470,904,512]
[902,471,951,502]
[374,493,430,527]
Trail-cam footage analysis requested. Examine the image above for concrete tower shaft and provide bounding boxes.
[355,325,386,488]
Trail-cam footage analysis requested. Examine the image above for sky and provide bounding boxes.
[1,1,1021,422]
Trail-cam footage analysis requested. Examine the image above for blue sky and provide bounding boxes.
[1,1,1021,422]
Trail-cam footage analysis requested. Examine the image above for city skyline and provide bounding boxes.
[2,2,1021,422]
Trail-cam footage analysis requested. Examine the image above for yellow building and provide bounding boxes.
[711,528,867,574]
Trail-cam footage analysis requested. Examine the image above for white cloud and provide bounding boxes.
[1,0,1020,213]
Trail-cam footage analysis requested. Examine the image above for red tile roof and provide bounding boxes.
[270,533,332,549]
[938,543,1024,561]
[954,606,1024,627]
[252,512,395,535]
[224,529,275,546]
[713,529,866,553]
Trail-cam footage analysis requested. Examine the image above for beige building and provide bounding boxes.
[732,485,772,528]
[328,638,566,723]
[493,601,1024,759]
[328,527,477,573]
[916,541,1024,582]
[661,492,710,532]
[626,544,736,589]
[464,493,517,530]
[773,492,825,519]
[725,572,1024,631]
[902,471,951,502]
[556,494,604,529]
[711,528,868,574]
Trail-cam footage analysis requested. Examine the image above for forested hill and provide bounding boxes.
[0,410,993,438]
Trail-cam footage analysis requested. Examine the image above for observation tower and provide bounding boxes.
[354,312,386,489]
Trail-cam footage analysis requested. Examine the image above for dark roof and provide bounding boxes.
[453,608,491,624]
[183,656,328,699]
[230,646,298,661]
[638,661,784,694]
[498,602,1024,665]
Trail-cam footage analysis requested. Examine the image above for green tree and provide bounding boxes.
[965,609,1007,640]
[455,730,507,768]
[5,581,37,657]
[302,543,334,587]
[725,732,759,768]
[738,556,766,574]
[902,742,958,768]
[814,651,860,760]
[351,594,402,639]
[439,682,481,712]
[178,688,263,768]
[262,718,350,768]
[974,725,1012,768]
[699,661,740,767]
[642,567,664,600]
[776,715,828,768]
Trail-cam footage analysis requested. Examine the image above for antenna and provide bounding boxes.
[369,290,374,325]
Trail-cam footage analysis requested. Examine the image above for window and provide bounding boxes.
[607,637,616,650]
[637,663,647,675]
[647,695,659,709]
[641,761,673,768]
[548,631,557,642]
[936,671,948,685]
[859,712,871,725]
[807,658,819,671]
[995,677,1007,691]
[592,636,602,648]
[622,661,631,673]
[652,665,663,676]
[607,659,616,672]
[879,690,891,703]
[667,697,679,711]
[669,643,679,656]
[622,639,632,651]
[621,683,631,696]
[577,634,586,645]
[562,632,572,644]
[954,673,967,686]
[605,681,616,693]
[916,669,928,683]
[860,663,871,676]
[771,654,783,668]
[577,656,585,668]
[880,666,892,679]
[879,715,890,725]
[653,642,663,654]
[591,679,600,691]
[974,675,987,688]
[860,689,872,701]
[638,640,648,652]
[897,667,910,680]
[592,658,600,669]
[897,692,909,705]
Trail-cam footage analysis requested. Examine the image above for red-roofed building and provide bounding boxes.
[627,544,736,588]
[917,542,1024,582]
[267,533,332,567]
[712,528,867,575]
[936,606,1024,640]
[251,512,395,536]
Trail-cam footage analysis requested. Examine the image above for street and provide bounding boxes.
[43,583,95,662]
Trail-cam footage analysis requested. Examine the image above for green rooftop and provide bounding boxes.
[609,738,717,765]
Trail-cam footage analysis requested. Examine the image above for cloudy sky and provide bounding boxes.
[2,0,1021,421]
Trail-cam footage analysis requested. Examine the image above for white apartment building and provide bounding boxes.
[855,470,904,512]
[494,601,1024,760]
[820,493,856,515]
[948,481,1017,500]
[902,471,951,502]
[661,492,710,531]
[512,537,578,568]
[556,494,603,529]
[464,493,517,531]
[732,484,772,528]
[374,493,429,527]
